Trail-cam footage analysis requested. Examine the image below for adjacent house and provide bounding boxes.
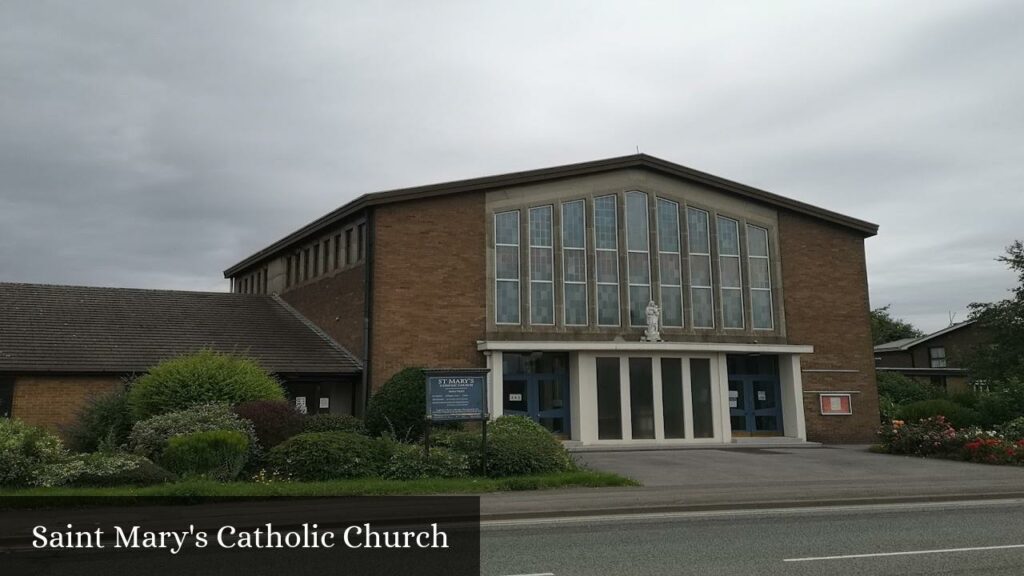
[224,154,881,444]
[0,283,361,431]
[875,320,986,394]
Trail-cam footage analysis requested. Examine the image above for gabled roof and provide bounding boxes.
[0,283,361,374]
[224,154,879,276]
[874,320,978,353]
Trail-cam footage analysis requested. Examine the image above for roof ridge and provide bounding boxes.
[271,294,364,369]
[0,281,244,297]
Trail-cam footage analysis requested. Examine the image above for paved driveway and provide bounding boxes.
[481,445,1024,518]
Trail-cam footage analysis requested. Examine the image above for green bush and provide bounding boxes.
[382,443,470,480]
[234,400,306,449]
[0,419,72,487]
[485,416,574,478]
[432,429,485,471]
[949,391,980,409]
[975,378,1024,427]
[64,388,134,453]
[878,416,962,457]
[128,403,259,462]
[877,372,942,405]
[71,453,176,487]
[304,414,367,435]
[128,350,285,420]
[898,399,979,428]
[365,368,426,441]
[159,430,249,481]
[267,432,391,481]
[999,417,1024,441]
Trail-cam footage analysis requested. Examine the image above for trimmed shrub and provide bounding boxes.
[382,443,470,480]
[485,416,573,478]
[267,432,391,481]
[304,414,367,435]
[159,430,249,481]
[234,400,305,449]
[877,372,941,405]
[64,388,134,453]
[432,429,485,471]
[0,419,72,487]
[975,378,1024,427]
[898,399,979,428]
[365,368,426,441]
[128,403,259,462]
[71,453,176,487]
[128,350,285,420]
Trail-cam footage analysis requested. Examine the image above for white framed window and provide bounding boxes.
[656,198,684,327]
[687,207,714,328]
[529,205,555,325]
[929,346,947,368]
[625,191,651,327]
[561,200,588,326]
[747,224,774,330]
[717,215,744,329]
[593,195,620,326]
[494,210,521,324]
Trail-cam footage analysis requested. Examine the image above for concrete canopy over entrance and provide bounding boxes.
[478,341,812,446]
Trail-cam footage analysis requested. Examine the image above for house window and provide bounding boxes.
[687,208,714,328]
[0,378,12,418]
[657,198,683,327]
[561,200,587,326]
[625,191,651,327]
[717,216,744,329]
[529,205,555,325]
[930,347,947,368]
[494,210,521,324]
[747,224,774,330]
[594,195,620,326]
[333,234,341,269]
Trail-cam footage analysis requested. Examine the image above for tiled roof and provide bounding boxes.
[0,283,361,375]
[873,320,978,353]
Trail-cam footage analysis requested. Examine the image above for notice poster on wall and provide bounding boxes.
[295,396,307,414]
[819,393,852,415]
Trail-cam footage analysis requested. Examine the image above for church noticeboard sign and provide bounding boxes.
[819,393,852,416]
[424,369,489,422]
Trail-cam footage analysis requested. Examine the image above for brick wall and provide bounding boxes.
[371,193,488,391]
[280,264,366,360]
[778,210,880,443]
[12,375,122,433]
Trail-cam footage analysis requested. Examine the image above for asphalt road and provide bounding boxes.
[480,499,1024,576]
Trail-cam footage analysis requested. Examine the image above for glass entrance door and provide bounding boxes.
[727,355,783,437]
[502,353,570,436]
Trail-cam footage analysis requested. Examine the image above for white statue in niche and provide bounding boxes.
[642,299,662,342]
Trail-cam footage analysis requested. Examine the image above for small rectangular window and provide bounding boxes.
[303,248,310,280]
[561,200,587,326]
[333,234,341,269]
[594,195,620,326]
[0,378,13,418]
[930,347,947,368]
[629,357,655,439]
[717,216,743,329]
[661,358,685,439]
[688,208,714,328]
[529,206,554,325]
[494,211,521,324]
[312,244,320,277]
[345,229,354,265]
[357,223,366,262]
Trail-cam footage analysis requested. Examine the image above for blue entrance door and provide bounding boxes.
[728,376,783,436]
[503,372,570,435]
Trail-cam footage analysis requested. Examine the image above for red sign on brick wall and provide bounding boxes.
[820,393,852,415]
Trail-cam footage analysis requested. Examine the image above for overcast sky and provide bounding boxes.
[1,1,1021,332]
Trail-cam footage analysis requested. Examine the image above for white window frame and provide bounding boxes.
[747,224,775,331]
[656,197,684,328]
[561,199,588,326]
[625,191,652,328]
[529,205,555,326]
[929,346,947,368]
[687,207,715,329]
[494,210,521,325]
[593,194,621,327]
[717,215,744,330]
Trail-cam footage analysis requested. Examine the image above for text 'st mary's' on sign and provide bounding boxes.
[425,370,488,421]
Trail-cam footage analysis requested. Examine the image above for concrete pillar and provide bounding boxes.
[486,351,503,419]
[780,354,807,440]
[716,353,731,443]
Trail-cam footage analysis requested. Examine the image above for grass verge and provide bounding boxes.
[0,470,637,504]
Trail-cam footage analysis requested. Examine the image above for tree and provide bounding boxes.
[870,305,924,346]
[967,240,1024,384]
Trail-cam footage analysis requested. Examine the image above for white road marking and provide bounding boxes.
[500,573,555,576]
[784,543,1024,562]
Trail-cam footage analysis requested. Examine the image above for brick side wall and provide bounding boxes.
[778,210,880,443]
[280,265,366,360]
[371,193,488,391]
[12,375,121,433]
